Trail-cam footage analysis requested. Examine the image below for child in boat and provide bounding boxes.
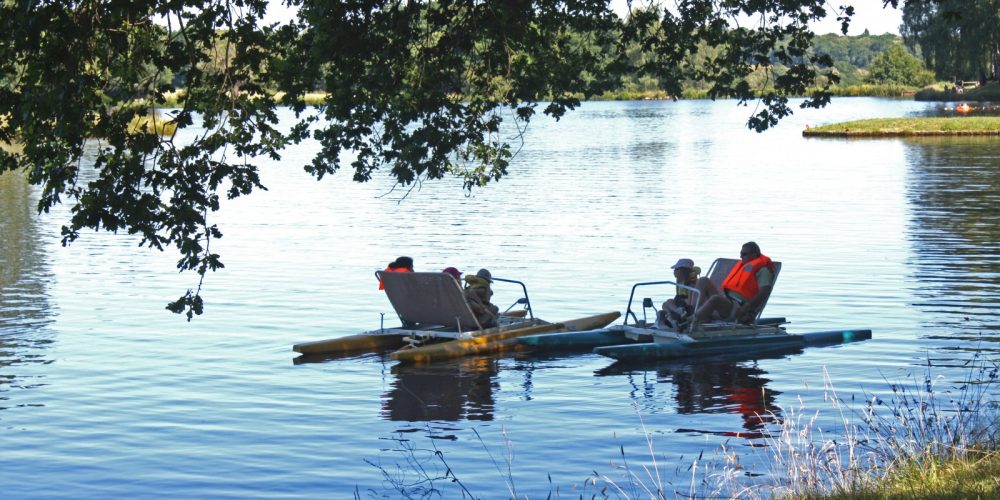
[442,267,462,283]
[658,258,701,329]
[464,268,500,328]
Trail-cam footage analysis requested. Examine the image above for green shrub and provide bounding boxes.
[867,45,936,87]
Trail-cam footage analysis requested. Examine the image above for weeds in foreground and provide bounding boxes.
[362,432,476,499]
[366,357,998,498]
[599,357,999,499]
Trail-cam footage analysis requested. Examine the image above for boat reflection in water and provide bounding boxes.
[382,357,498,421]
[596,349,804,439]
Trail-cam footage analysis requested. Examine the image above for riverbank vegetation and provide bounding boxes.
[803,117,1000,137]
[603,32,935,101]
[901,0,1000,87]
[916,82,1000,102]
[822,450,1000,499]
[607,362,1000,498]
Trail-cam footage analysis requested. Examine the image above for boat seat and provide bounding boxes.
[378,271,483,333]
[703,257,782,321]
[705,258,737,288]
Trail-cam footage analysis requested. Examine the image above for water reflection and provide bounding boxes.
[596,350,800,438]
[903,137,1000,340]
[382,357,499,421]
[918,103,1000,117]
[0,171,55,411]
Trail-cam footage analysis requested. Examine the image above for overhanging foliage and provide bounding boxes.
[0,0,887,318]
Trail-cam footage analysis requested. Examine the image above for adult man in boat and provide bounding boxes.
[694,242,776,324]
[464,268,500,328]
[378,256,414,290]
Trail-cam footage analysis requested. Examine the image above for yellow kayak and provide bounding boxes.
[293,331,409,356]
[292,312,539,357]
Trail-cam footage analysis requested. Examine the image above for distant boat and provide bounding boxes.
[956,102,973,113]
[516,258,872,361]
[292,271,618,363]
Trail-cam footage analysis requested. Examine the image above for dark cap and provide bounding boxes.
[476,268,492,282]
[670,258,694,270]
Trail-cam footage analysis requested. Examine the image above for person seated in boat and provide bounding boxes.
[378,256,414,290]
[464,268,500,328]
[442,266,462,284]
[693,242,776,324]
[658,258,701,328]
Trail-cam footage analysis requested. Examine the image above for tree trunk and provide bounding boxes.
[992,42,999,80]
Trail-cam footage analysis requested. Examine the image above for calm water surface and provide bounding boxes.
[2,98,998,498]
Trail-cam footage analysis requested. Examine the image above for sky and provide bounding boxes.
[806,1,904,35]
[263,1,904,36]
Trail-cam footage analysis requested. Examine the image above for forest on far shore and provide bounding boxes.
[614,31,936,99]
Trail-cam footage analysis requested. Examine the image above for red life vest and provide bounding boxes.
[721,255,775,300]
[378,267,412,290]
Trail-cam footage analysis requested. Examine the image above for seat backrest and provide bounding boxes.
[757,261,781,319]
[706,258,739,288]
[378,271,482,332]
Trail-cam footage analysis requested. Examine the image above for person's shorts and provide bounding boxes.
[724,290,747,306]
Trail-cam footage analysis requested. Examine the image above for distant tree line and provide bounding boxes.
[902,0,1000,84]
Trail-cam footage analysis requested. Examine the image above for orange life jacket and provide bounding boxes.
[378,267,412,290]
[721,254,775,300]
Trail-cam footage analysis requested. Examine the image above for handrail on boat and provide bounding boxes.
[491,277,534,320]
[623,281,701,326]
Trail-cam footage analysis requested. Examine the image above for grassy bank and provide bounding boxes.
[825,83,919,97]
[813,450,1000,499]
[803,116,1000,137]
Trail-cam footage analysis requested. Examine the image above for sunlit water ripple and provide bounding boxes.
[1,97,998,498]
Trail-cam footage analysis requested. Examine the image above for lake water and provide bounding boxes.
[2,98,998,498]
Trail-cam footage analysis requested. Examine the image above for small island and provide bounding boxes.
[805,81,1000,137]
[803,116,1000,137]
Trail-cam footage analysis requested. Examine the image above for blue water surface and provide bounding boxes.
[1,97,998,498]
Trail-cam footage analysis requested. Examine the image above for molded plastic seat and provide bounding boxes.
[703,257,782,321]
[378,271,483,332]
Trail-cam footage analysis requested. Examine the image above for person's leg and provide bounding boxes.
[658,298,678,327]
[662,298,677,312]
[693,277,720,307]
[695,294,734,323]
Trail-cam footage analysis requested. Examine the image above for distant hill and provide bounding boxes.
[811,32,903,86]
